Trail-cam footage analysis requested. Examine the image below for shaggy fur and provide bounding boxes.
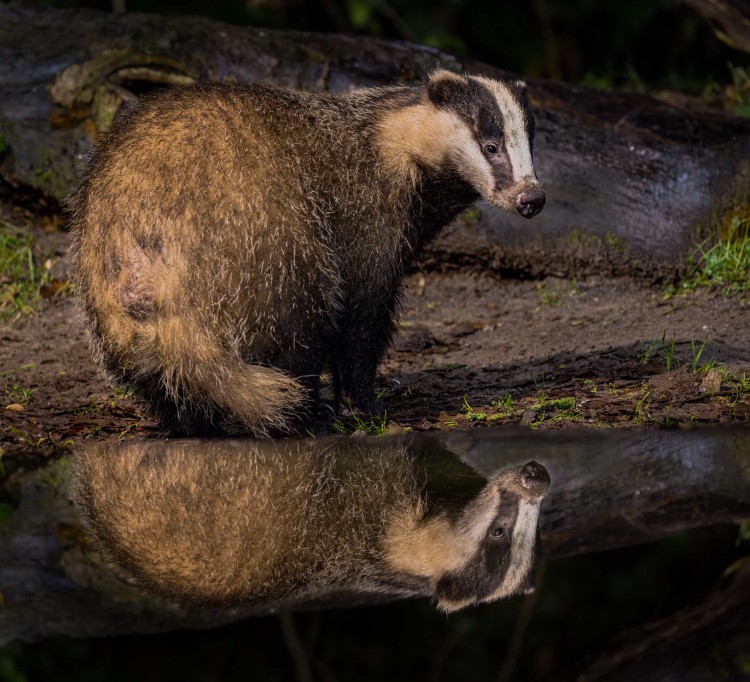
[68,71,543,435]
[73,437,550,612]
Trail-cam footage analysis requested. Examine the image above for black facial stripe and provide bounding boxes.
[495,150,513,187]
[435,554,507,604]
[427,78,508,144]
[435,491,522,604]
[466,81,505,141]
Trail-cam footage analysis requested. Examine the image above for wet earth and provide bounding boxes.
[2,199,750,454]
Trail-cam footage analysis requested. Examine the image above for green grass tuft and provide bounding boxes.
[461,395,487,422]
[332,407,388,435]
[671,212,750,296]
[0,221,51,320]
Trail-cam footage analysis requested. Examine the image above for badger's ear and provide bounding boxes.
[509,79,529,103]
[426,70,466,108]
[434,572,474,613]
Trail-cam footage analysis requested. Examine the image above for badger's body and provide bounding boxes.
[73,437,550,612]
[69,71,544,435]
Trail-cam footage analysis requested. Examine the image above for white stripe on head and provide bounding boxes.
[473,77,536,183]
[489,499,540,600]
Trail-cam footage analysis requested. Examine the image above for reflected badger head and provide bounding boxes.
[384,460,550,612]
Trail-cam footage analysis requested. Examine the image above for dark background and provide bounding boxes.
[39,0,747,91]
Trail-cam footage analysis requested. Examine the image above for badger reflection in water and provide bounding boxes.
[73,436,550,613]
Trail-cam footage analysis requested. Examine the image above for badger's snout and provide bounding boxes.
[520,461,550,496]
[515,187,546,219]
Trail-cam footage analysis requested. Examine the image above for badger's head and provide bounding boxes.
[379,70,545,218]
[385,460,550,613]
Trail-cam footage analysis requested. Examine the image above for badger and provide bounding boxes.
[68,70,545,435]
[73,437,550,612]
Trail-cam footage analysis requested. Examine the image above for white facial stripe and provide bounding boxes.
[491,499,540,600]
[457,485,504,546]
[440,109,496,197]
[474,77,536,183]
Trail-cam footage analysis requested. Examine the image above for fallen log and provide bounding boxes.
[1,2,750,277]
[1,427,748,645]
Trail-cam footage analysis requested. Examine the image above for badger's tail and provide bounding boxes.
[119,315,308,437]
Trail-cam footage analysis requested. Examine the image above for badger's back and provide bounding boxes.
[68,83,370,434]
[70,83,345,348]
[74,439,421,606]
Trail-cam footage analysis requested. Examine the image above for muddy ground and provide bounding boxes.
[2,198,749,455]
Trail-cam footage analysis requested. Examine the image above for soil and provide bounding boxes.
[2,198,749,455]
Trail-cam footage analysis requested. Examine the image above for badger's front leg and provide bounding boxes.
[333,295,399,415]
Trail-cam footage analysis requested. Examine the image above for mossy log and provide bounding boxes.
[1,2,750,276]
[1,428,748,646]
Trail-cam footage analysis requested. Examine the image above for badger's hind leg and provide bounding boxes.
[138,376,224,436]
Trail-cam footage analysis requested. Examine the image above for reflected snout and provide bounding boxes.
[515,187,546,219]
[520,461,550,496]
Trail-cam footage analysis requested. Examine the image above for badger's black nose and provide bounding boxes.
[515,188,546,219]
[520,461,550,495]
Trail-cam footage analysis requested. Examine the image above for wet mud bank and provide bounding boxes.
[2,210,749,453]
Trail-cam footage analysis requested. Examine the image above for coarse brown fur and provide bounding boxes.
[68,72,543,436]
[73,437,549,612]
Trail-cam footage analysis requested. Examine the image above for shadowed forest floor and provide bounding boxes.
[2,198,749,454]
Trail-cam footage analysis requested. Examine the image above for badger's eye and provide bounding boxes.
[490,526,505,538]
[484,143,499,155]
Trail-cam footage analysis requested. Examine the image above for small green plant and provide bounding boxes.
[690,333,710,372]
[492,393,514,413]
[118,422,139,438]
[535,282,561,307]
[634,389,652,423]
[461,395,487,422]
[75,401,103,416]
[0,221,52,320]
[441,363,466,371]
[332,406,388,435]
[661,331,677,371]
[113,383,139,400]
[726,371,750,405]
[4,384,35,406]
[637,338,659,364]
[530,394,579,427]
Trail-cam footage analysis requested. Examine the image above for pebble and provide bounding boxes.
[699,370,722,396]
